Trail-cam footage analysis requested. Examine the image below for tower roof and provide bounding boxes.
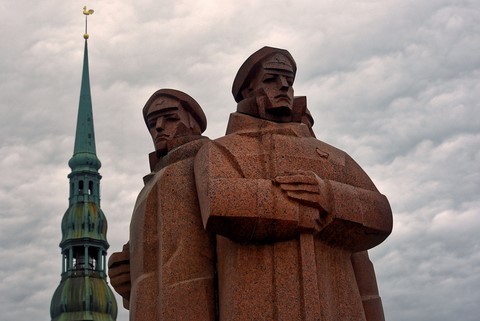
[60,202,108,248]
[50,276,118,321]
[68,39,101,172]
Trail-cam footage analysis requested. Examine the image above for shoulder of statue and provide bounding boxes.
[225,112,265,134]
[142,172,155,185]
[311,140,378,191]
[195,136,243,167]
[147,136,210,173]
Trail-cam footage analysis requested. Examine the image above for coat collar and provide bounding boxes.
[225,112,312,138]
[143,136,209,184]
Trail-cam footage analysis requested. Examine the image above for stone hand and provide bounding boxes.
[107,243,131,302]
[274,170,330,214]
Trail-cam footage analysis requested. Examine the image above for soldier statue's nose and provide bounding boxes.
[279,76,289,89]
[155,117,166,131]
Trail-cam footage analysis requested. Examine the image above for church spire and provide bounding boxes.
[73,39,97,155]
[50,8,117,321]
[69,7,101,174]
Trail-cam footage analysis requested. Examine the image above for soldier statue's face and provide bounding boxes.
[246,56,295,123]
[146,96,192,155]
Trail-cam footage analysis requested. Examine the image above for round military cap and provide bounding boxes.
[143,88,207,133]
[232,46,297,103]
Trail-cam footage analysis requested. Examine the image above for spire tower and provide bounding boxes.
[50,8,118,321]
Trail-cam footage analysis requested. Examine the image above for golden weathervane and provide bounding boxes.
[83,6,94,39]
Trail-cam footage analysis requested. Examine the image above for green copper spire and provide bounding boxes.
[68,39,101,173]
[75,39,96,154]
[51,8,117,321]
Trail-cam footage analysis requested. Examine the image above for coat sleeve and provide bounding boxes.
[194,140,306,242]
[318,154,393,251]
[195,139,392,250]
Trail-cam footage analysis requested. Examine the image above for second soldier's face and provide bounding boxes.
[247,61,295,122]
[146,97,191,155]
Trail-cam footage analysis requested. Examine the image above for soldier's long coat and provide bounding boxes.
[129,137,215,321]
[194,113,392,321]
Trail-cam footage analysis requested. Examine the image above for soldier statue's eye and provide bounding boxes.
[263,74,276,83]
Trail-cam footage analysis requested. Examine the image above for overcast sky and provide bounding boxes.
[1,1,479,320]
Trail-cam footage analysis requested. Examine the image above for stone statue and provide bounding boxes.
[194,47,393,321]
[300,97,388,321]
[108,89,215,321]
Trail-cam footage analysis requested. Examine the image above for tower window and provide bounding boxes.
[71,246,100,271]
[88,181,93,195]
[78,180,84,194]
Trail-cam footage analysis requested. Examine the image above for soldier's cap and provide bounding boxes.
[142,88,207,133]
[232,46,297,103]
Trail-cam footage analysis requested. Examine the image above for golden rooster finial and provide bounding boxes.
[83,6,94,39]
[83,6,94,15]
